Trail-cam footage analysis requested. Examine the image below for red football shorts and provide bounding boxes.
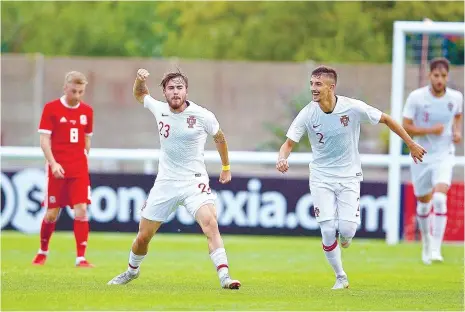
[43,173,91,209]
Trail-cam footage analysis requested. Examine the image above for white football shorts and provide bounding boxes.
[410,155,455,197]
[141,177,217,222]
[310,180,361,225]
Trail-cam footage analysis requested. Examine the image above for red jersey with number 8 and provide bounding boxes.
[38,97,93,177]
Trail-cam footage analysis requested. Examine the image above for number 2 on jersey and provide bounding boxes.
[316,132,324,144]
[70,128,79,143]
[198,183,211,194]
[158,121,170,138]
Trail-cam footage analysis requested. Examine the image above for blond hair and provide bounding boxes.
[64,71,88,86]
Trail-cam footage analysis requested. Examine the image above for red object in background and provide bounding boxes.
[404,182,464,242]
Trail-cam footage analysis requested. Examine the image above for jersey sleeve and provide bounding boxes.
[455,91,463,115]
[402,92,417,119]
[203,110,220,136]
[38,104,54,134]
[143,95,165,117]
[85,108,94,136]
[354,101,382,125]
[286,106,308,143]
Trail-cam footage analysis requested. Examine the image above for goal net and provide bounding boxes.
[387,21,464,245]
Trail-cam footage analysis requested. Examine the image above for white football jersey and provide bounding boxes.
[403,86,463,162]
[286,96,382,182]
[144,95,220,181]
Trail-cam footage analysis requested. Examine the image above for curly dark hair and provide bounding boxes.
[429,57,450,73]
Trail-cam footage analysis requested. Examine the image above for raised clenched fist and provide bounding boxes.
[136,69,150,82]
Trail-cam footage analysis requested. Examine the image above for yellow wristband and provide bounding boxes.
[222,164,230,171]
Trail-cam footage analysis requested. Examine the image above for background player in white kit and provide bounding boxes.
[402,57,463,265]
[276,66,425,289]
[108,69,241,289]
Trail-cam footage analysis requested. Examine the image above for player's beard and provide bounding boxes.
[168,95,185,110]
[431,83,445,95]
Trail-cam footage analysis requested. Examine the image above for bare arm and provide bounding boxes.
[453,114,462,131]
[382,114,417,145]
[40,133,58,165]
[85,136,91,155]
[40,133,65,178]
[380,113,426,163]
[213,129,229,167]
[276,139,296,173]
[133,69,151,104]
[278,138,295,160]
[402,117,443,137]
[453,113,462,143]
[213,129,231,184]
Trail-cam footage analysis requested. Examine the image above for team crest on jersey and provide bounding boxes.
[49,196,56,204]
[340,115,350,127]
[187,115,196,128]
[80,115,87,125]
[448,102,453,112]
[314,207,320,217]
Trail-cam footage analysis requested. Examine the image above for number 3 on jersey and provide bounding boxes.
[70,128,79,143]
[158,121,170,138]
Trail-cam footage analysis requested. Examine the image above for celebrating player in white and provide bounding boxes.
[276,66,425,289]
[402,57,463,265]
[108,69,241,289]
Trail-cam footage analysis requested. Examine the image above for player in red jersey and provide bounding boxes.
[32,71,94,268]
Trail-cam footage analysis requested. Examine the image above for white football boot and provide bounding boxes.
[220,275,241,289]
[107,270,140,285]
[332,275,349,290]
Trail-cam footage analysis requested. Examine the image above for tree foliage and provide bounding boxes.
[1,2,164,57]
[2,1,463,63]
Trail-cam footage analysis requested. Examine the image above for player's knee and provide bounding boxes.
[432,192,447,215]
[196,204,219,235]
[202,216,219,237]
[319,220,337,246]
[44,209,60,222]
[73,203,88,219]
[135,231,153,246]
[338,220,357,240]
[416,201,432,217]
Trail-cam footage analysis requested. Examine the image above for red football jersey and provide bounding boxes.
[38,97,93,177]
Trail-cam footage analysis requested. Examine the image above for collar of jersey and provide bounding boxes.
[427,86,448,99]
[60,96,80,109]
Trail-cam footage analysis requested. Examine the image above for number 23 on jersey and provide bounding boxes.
[158,121,170,138]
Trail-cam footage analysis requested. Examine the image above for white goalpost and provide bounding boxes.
[387,21,464,245]
[1,21,464,245]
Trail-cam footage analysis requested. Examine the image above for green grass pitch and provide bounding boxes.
[1,231,463,311]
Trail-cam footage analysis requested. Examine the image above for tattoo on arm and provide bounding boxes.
[213,129,226,144]
[133,79,149,103]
